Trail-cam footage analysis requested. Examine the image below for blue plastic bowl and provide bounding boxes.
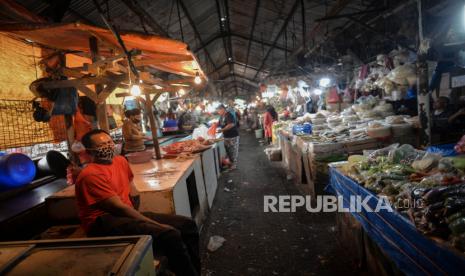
[0,153,36,189]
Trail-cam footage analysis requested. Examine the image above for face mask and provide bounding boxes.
[89,144,115,163]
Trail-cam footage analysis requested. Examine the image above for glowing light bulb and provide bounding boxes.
[179,88,186,96]
[194,72,202,84]
[130,84,141,96]
[319,78,331,87]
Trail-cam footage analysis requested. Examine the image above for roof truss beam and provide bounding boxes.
[243,0,260,75]
[120,0,169,36]
[178,0,218,71]
[253,0,300,80]
[193,32,292,54]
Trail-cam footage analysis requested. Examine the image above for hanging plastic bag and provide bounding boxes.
[192,124,213,140]
[51,86,78,115]
[207,122,218,138]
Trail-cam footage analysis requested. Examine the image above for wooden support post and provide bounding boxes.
[144,92,162,159]
[89,36,109,131]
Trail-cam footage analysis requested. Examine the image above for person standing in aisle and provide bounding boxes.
[263,105,278,145]
[217,104,240,170]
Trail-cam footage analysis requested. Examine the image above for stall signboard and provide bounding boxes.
[451,74,465,88]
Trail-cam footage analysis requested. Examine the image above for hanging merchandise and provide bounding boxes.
[358,64,369,80]
[327,87,340,104]
[280,84,289,100]
[342,88,354,103]
[79,96,97,116]
[30,78,59,100]
[51,86,78,115]
[29,77,78,115]
[32,100,51,122]
[259,83,267,93]
[386,64,416,86]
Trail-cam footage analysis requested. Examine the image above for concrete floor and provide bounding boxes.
[200,131,357,275]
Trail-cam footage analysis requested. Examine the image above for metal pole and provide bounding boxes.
[416,0,431,146]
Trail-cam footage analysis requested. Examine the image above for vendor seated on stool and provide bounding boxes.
[122,108,146,153]
[76,129,200,276]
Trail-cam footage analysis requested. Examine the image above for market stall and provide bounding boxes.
[47,155,209,225]
[326,144,465,274]
[46,134,224,224]
[273,97,419,197]
[328,166,465,274]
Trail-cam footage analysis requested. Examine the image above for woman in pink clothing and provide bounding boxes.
[263,105,278,145]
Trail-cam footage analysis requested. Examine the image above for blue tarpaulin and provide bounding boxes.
[327,167,465,275]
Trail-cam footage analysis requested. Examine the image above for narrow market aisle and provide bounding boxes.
[200,131,355,275]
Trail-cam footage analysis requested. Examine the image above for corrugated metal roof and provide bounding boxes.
[3,0,450,96]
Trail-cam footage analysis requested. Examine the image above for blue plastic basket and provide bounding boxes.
[292,123,312,135]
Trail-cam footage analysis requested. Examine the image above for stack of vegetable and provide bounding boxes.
[341,144,465,252]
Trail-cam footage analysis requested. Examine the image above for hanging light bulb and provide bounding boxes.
[194,71,202,84]
[130,84,141,96]
[319,77,331,87]
[178,88,186,96]
[313,88,322,95]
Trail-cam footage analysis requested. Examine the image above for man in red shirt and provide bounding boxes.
[75,129,199,276]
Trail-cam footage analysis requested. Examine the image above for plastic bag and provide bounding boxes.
[51,86,78,115]
[388,144,426,164]
[208,122,218,137]
[368,143,399,160]
[192,125,213,140]
[207,236,226,252]
[386,64,416,85]
[71,141,85,153]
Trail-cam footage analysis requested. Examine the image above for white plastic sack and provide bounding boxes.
[192,125,212,140]
[207,236,226,252]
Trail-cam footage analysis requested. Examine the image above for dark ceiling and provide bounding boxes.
[1,0,460,98]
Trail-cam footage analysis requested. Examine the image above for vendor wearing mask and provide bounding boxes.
[76,129,200,275]
[122,108,146,153]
